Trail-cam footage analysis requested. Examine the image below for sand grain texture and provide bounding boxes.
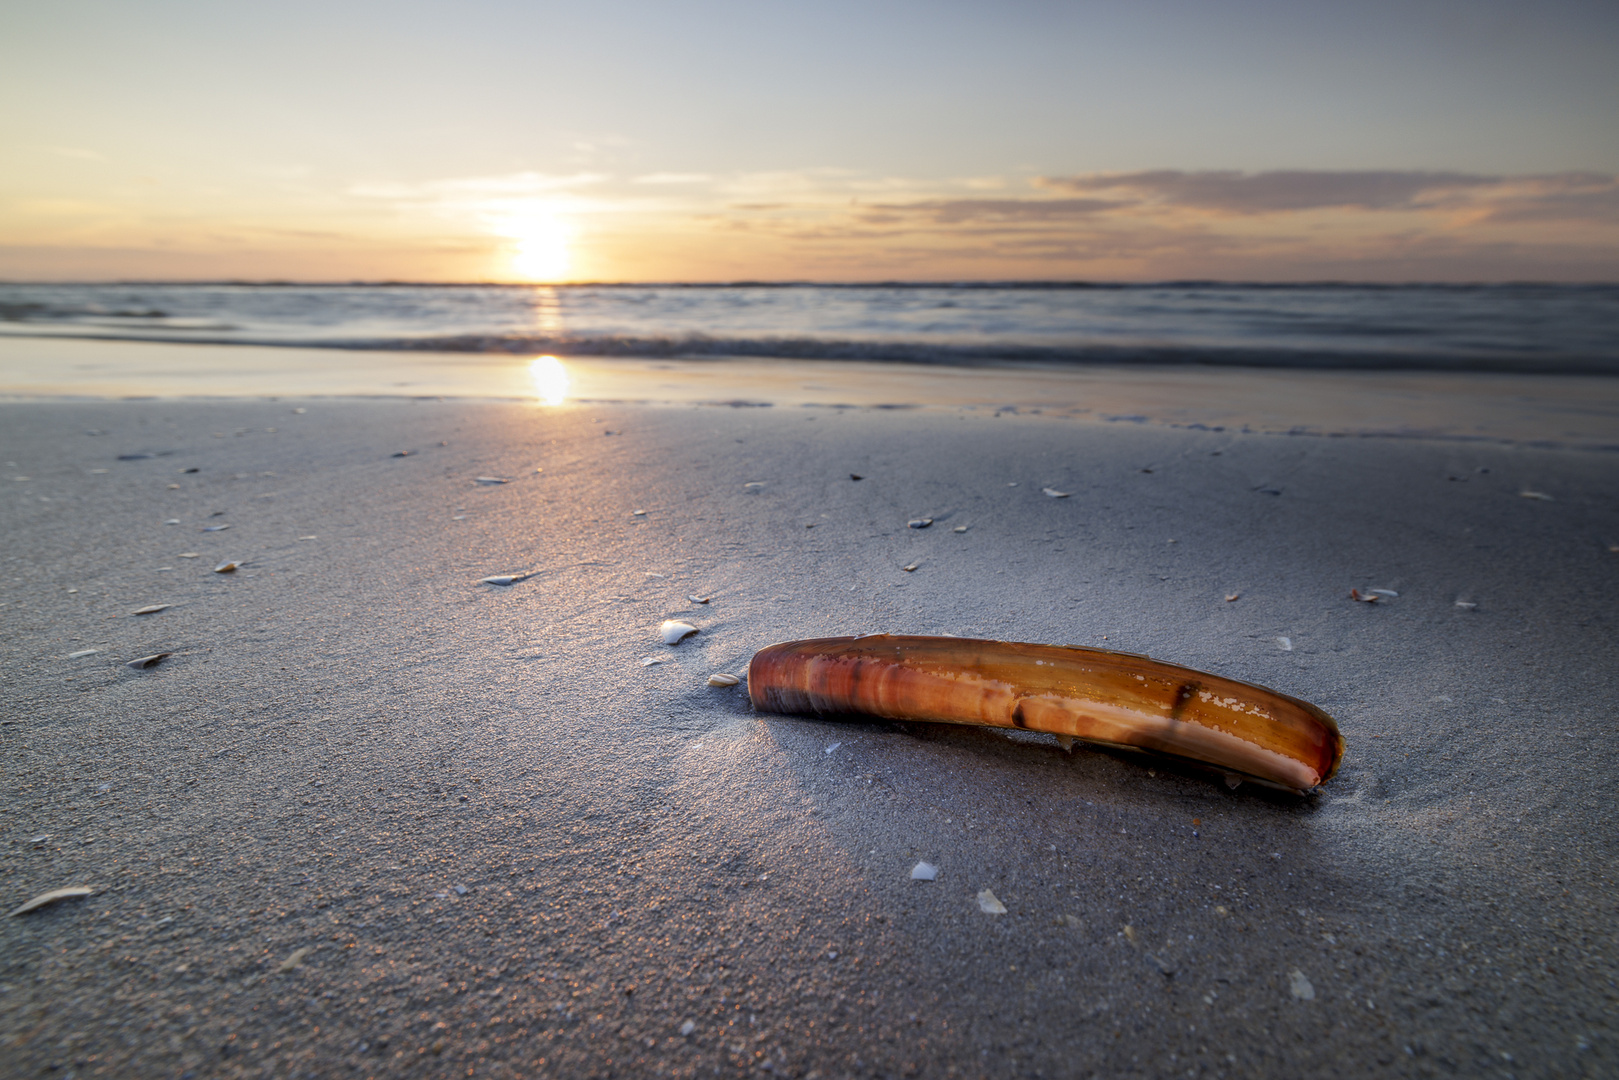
[2,397,1616,1078]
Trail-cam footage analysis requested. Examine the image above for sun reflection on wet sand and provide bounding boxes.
[529,354,569,405]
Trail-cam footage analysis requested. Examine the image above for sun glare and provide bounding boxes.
[506,212,571,282]
[529,355,569,405]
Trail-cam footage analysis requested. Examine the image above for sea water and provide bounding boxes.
[2,282,1616,373]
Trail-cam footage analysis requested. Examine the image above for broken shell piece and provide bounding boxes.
[177,552,200,559]
[1042,488,1071,498]
[901,562,919,572]
[707,673,740,687]
[977,889,1007,915]
[11,886,95,917]
[953,525,968,533]
[67,649,100,659]
[1224,592,1240,602]
[1455,601,1478,610]
[126,653,172,670]
[911,862,938,881]
[202,524,230,532]
[1368,588,1398,597]
[747,635,1342,793]
[660,620,699,645]
[632,509,647,516]
[688,595,711,604]
[474,476,508,485]
[641,656,669,667]
[132,604,170,615]
[1277,636,1293,651]
[479,572,533,586]
[213,561,241,573]
[907,518,933,529]
[1519,490,1553,501]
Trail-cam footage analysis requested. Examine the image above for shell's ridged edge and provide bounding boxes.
[748,635,1344,793]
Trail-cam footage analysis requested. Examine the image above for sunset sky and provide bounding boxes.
[3,0,1616,282]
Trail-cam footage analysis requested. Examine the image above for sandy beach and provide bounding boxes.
[3,378,1617,1078]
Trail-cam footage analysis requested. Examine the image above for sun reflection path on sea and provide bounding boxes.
[529,355,569,405]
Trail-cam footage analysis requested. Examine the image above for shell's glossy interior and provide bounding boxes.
[748,635,1344,792]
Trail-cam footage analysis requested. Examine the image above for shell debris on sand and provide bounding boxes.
[68,649,100,659]
[953,525,968,533]
[1289,969,1316,1001]
[126,653,172,670]
[688,594,711,604]
[11,886,95,917]
[641,656,669,667]
[213,561,242,573]
[911,862,938,881]
[1225,592,1241,602]
[907,518,933,529]
[1518,490,1553,501]
[1042,487,1071,498]
[479,572,534,586]
[660,620,699,644]
[132,604,170,615]
[977,889,1007,915]
[474,476,509,485]
[901,562,919,572]
[177,552,200,559]
[202,524,230,532]
[1277,636,1294,651]
[706,673,740,687]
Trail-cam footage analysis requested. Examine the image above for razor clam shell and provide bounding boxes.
[11,886,95,917]
[747,635,1343,793]
[126,653,172,669]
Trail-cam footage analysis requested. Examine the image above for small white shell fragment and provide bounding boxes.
[901,562,918,572]
[127,653,172,670]
[953,525,968,533]
[276,947,310,973]
[213,561,241,573]
[68,649,100,659]
[1277,636,1293,651]
[474,476,508,484]
[298,535,317,541]
[632,509,647,516]
[202,524,230,532]
[11,886,95,917]
[644,571,665,578]
[660,620,699,644]
[688,595,711,604]
[177,552,200,559]
[132,604,170,615]
[1518,490,1553,501]
[1288,969,1316,1001]
[679,1020,696,1037]
[641,656,668,666]
[824,741,842,754]
[706,673,740,687]
[1368,588,1399,597]
[1041,487,1071,498]
[478,572,532,586]
[907,518,933,529]
[976,889,1007,915]
[1225,592,1240,602]
[1455,600,1478,610]
[911,862,938,881]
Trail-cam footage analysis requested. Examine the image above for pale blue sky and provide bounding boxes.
[3,0,1616,280]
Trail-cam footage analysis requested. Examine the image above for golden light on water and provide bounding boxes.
[529,355,569,405]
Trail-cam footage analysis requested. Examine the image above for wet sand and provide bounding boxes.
[2,385,1617,1078]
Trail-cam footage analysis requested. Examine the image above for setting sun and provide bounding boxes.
[505,212,571,282]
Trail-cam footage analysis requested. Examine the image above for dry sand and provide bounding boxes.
[2,386,1617,1079]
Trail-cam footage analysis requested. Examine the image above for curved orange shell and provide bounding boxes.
[748,635,1343,793]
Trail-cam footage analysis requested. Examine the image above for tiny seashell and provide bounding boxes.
[1368,588,1399,597]
[1455,601,1478,610]
[707,673,740,687]
[177,552,200,559]
[10,886,95,917]
[1288,969,1316,1001]
[660,620,699,644]
[744,481,766,488]
[202,524,230,532]
[276,947,310,973]
[132,604,169,615]
[908,518,933,529]
[474,476,508,484]
[1276,636,1293,651]
[1225,592,1240,602]
[824,741,842,754]
[641,656,669,667]
[911,862,938,881]
[976,889,1007,915]
[163,519,180,525]
[213,561,241,573]
[645,571,665,578]
[1042,487,1071,498]
[1518,490,1553,501]
[688,595,711,604]
[901,562,918,572]
[953,525,968,533]
[479,573,532,586]
[68,649,100,659]
[127,653,172,669]
[632,509,647,516]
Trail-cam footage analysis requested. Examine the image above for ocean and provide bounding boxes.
[2,282,1616,374]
